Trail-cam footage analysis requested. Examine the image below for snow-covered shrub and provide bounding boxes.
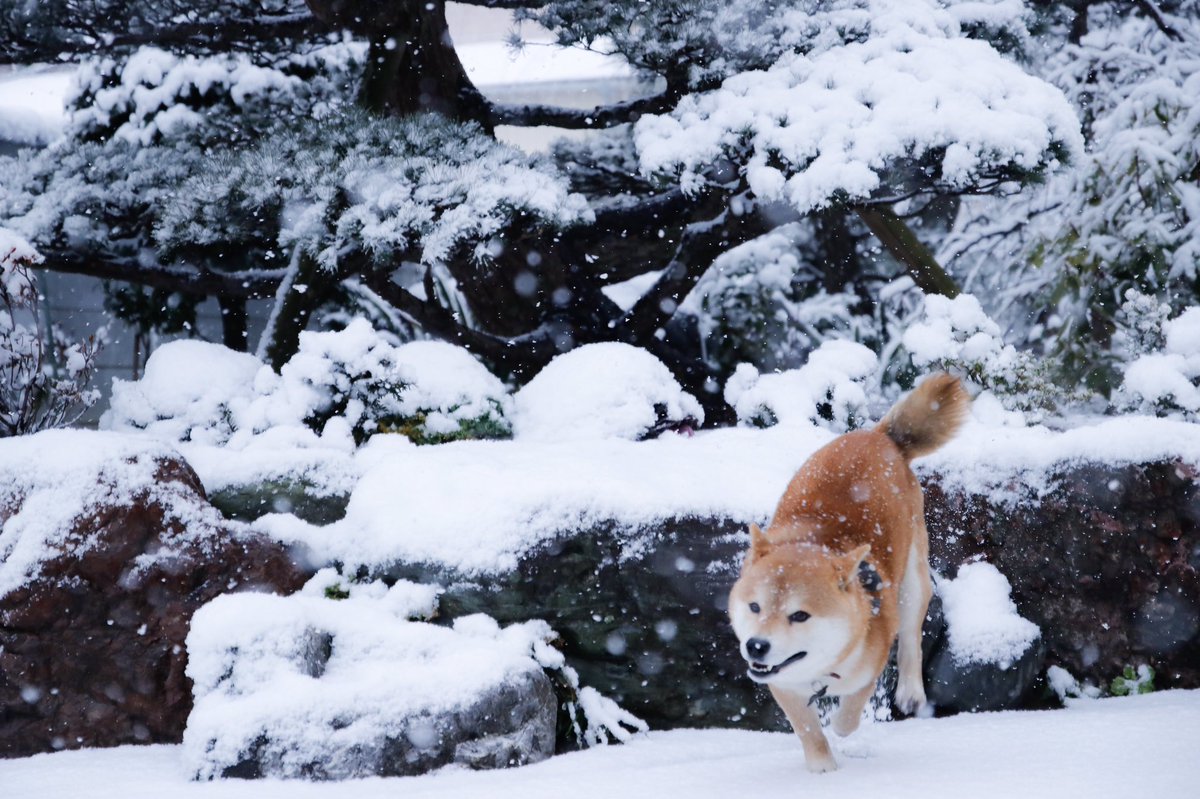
[281,320,513,445]
[103,340,268,446]
[903,293,1085,417]
[936,561,1040,668]
[723,339,876,430]
[0,229,100,436]
[941,8,1200,392]
[183,571,645,779]
[684,223,880,372]
[104,319,512,447]
[513,343,703,441]
[1116,306,1200,419]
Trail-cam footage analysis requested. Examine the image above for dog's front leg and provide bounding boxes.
[769,685,837,773]
[831,682,875,737]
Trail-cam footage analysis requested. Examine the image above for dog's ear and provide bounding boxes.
[837,544,872,591]
[743,523,771,568]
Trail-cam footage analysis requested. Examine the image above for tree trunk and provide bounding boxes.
[259,250,340,370]
[218,295,248,351]
[307,0,490,124]
[855,206,960,297]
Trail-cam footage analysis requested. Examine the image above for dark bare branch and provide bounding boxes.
[853,205,960,297]
[33,248,287,299]
[363,269,558,376]
[614,193,774,342]
[1132,0,1184,41]
[488,90,680,130]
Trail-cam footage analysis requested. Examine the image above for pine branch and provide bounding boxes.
[488,90,680,130]
[363,269,558,378]
[1132,0,1184,41]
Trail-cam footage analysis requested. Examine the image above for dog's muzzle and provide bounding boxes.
[746,649,807,681]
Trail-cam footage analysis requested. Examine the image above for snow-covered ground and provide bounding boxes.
[2,691,1196,799]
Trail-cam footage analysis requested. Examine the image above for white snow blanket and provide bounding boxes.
[1,690,1196,798]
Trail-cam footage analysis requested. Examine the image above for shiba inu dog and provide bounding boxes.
[728,373,969,772]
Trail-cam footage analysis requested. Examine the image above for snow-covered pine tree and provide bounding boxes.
[1,0,1087,420]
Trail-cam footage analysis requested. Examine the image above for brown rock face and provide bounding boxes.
[0,456,308,758]
[924,461,1200,694]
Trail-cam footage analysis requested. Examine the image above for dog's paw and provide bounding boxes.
[806,755,839,774]
[893,680,927,717]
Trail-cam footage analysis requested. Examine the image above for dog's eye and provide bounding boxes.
[789,610,811,623]
[749,602,761,614]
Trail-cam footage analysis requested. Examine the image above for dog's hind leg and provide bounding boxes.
[894,525,932,716]
[769,685,837,773]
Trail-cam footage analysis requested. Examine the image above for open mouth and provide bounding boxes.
[746,650,807,680]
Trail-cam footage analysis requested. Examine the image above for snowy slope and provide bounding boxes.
[1,691,1196,799]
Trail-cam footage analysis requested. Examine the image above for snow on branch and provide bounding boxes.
[159,111,593,272]
[635,0,1082,212]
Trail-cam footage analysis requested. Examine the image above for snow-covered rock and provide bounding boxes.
[512,343,702,442]
[925,562,1044,713]
[0,429,306,757]
[104,340,268,446]
[183,573,559,780]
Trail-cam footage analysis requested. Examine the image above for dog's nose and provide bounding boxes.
[746,638,770,660]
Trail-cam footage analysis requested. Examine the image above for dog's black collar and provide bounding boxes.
[858,559,883,616]
[807,684,829,706]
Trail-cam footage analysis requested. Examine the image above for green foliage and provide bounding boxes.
[1110,664,1155,697]
[323,583,351,601]
[385,405,512,446]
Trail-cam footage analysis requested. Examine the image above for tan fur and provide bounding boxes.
[877,371,970,460]
[728,373,968,773]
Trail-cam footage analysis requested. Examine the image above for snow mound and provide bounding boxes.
[513,343,702,441]
[937,562,1040,666]
[0,68,70,146]
[724,340,877,430]
[0,429,226,599]
[255,424,830,577]
[104,340,268,446]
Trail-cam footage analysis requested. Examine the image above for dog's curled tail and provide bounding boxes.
[877,372,969,460]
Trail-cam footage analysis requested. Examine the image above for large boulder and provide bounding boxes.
[0,431,308,758]
[404,518,791,731]
[391,458,1199,728]
[925,460,1200,695]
